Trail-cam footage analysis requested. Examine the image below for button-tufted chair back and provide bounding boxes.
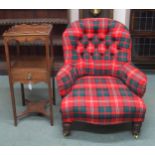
[63,18,131,76]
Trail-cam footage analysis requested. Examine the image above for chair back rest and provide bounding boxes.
[63,18,131,75]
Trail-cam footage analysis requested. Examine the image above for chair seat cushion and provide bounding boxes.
[61,76,146,125]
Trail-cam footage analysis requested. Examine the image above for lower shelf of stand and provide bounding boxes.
[17,99,50,120]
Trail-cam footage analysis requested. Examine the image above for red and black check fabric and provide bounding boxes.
[119,63,147,97]
[61,76,146,125]
[56,62,120,97]
[56,18,147,125]
[56,64,80,97]
[63,18,131,65]
[57,62,147,97]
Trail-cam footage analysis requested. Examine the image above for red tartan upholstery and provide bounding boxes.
[61,76,146,125]
[119,63,147,97]
[56,18,147,126]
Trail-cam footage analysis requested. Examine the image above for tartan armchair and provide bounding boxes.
[56,18,147,138]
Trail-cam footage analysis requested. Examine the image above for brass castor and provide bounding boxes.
[63,130,71,137]
[63,123,71,137]
[133,134,139,139]
[132,122,142,139]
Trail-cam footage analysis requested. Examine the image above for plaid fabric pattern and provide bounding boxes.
[118,63,147,97]
[56,64,80,97]
[56,18,147,126]
[57,62,121,96]
[61,76,146,124]
[63,18,131,65]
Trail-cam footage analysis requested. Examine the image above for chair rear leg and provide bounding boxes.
[63,123,71,136]
[132,122,142,139]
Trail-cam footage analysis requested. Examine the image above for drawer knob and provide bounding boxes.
[27,73,32,80]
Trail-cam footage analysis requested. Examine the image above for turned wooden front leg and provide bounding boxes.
[132,122,142,139]
[63,123,71,136]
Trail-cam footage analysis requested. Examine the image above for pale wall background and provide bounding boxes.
[69,9,131,28]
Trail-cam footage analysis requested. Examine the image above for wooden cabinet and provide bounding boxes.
[0,9,69,75]
[3,24,54,126]
[130,9,155,69]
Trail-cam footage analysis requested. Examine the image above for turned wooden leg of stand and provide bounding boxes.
[10,82,17,126]
[132,122,142,139]
[52,77,55,105]
[63,123,71,136]
[21,83,26,106]
[48,78,53,126]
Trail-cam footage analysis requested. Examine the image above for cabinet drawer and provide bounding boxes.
[12,68,48,83]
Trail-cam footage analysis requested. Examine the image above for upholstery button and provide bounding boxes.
[110,53,114,56]
[106,29,109,34]
[100,38,104,42]
[117,46,121,50]
[84,44,88,48]
[80,52,84,58]
[100,53,104,57]
[90,53,94,56]
[110,53,115,60]
[112,37,116,41]
[94,44,98,49]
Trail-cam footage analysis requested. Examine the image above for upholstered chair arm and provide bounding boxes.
[56,64,80,97]
[118,63,147,97]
